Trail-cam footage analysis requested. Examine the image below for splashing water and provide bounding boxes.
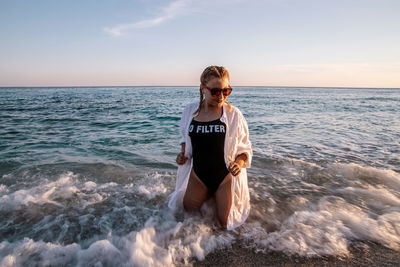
[1,86,399,266]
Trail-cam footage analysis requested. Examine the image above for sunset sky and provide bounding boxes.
[1,0,399,87]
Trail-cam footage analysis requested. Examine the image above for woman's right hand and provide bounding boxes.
[176,152,188,165]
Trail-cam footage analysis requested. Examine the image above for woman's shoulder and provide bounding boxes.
[185,101,198,109]
[182,101,198,113]
[225,103,244,118]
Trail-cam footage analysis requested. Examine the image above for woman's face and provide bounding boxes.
[201,77,230,107]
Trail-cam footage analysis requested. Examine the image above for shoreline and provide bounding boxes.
[194,241,400,266]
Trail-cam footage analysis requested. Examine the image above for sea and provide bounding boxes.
[0,86,399,266]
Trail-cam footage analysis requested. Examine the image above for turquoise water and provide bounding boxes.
[1,87,400,265]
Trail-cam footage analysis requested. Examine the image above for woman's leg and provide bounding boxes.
[183,168,209,211]
[215,173,233,228]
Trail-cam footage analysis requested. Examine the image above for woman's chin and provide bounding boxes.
[206,100,222,107]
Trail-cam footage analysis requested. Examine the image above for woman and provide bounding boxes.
[168,66,252,230]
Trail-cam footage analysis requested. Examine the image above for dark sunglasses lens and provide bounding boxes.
[211,88,221,96]
[209,87,231,97]
[223,88,232,96]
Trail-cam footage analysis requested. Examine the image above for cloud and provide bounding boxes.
[104,0,193,36]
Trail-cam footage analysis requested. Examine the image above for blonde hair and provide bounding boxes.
[194,65,232,116]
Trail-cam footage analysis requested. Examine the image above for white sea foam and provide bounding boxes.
[78,239,124,266]
[0,170,238,266]
[0,238,80,267]
[333,162,400,190]
[83,181,97,191]
[286,158,321,169]
[126,211,235,266]
[241,194,400,256]
[337,185,400,208]
[2,163,400,265]
[131,172,169,200]
[0,172,104,212]
[98,182,118,190]
[0,209,235,267]
[240,162,400,256]
[0,184,8,195]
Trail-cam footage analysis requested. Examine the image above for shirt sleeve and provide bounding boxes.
[179,106,187,145]
[179,104,190,144]
[236,113,252,168]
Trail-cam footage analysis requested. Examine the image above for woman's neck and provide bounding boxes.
[202,101,223,113]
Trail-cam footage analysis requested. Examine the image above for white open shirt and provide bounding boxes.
[168,101,253,230]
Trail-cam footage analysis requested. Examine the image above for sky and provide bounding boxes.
[0,0,399,87]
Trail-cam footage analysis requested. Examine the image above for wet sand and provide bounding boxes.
[194,241,400,266]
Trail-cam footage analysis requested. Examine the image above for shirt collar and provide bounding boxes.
[221,102,228,122]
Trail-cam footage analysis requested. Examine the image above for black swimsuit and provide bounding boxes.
[189,118,229,193]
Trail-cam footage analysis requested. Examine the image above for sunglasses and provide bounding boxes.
[204,84,232,97]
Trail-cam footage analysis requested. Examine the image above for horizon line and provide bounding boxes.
[1,85,400,89]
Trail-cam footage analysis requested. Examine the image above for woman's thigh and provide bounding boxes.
[183,168,209,211]
[215,173,233,228]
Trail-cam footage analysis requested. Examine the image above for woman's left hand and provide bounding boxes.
[228,160,244,176]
